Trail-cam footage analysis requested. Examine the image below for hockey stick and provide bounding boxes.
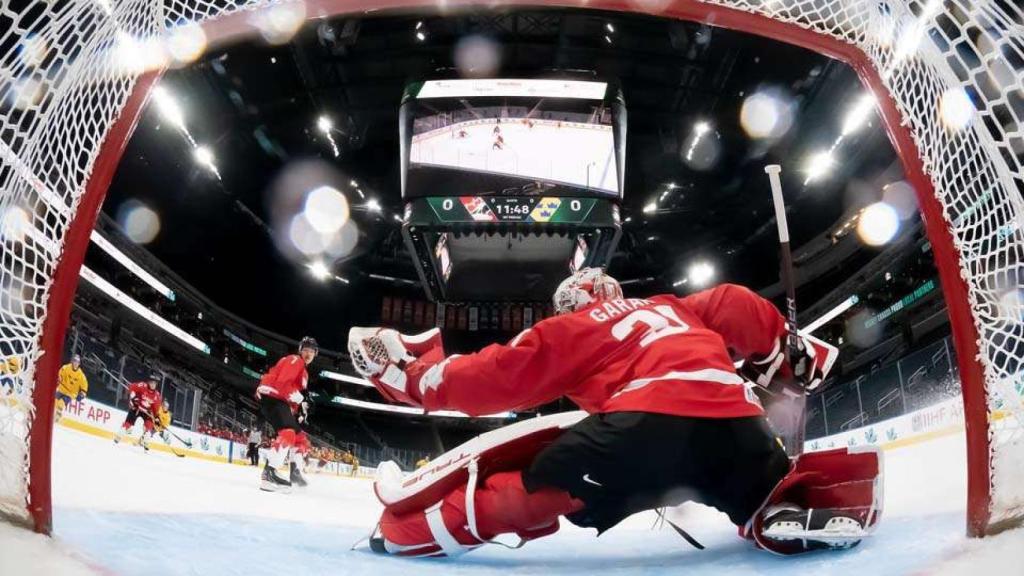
[765,165,808,457]
[168,429,193,448]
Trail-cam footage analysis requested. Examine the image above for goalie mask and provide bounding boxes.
[553,267,623,315]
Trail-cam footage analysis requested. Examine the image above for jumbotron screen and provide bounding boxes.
[400,78,625,200]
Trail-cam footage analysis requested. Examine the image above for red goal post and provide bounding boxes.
[0,0,1020,538]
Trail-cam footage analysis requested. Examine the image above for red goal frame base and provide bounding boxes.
[25,0,993,538]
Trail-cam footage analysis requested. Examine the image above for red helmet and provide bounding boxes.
[552,267,623,315]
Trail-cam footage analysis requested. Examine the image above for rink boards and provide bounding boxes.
[56,397,373,477]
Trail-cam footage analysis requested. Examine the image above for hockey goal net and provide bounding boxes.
[0,0,1021,537]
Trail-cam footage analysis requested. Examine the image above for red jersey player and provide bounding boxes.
[256,337,317,492]
[349,268,881,558]
[114,373,163,451]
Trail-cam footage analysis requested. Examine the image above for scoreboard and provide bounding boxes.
[425,196,599,224]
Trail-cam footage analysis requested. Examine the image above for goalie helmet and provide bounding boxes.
[552,267,623,315]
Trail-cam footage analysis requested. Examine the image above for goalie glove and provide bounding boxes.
[347,327,443,407]
[739,330,838,393]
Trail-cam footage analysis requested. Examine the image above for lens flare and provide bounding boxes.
[118,200,161,244]
[303,186,349,234]
[740,89,795,140]
[857,202,900,246]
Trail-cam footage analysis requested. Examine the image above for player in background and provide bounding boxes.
[256,337,317,492]
[415,456,430,469]
[349,268,874,558]
[114,373,163,451]
[0,356,22,398]
[55,354,88,422]
[151,400,172,444]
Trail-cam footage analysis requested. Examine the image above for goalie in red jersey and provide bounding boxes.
[349,268,883,558]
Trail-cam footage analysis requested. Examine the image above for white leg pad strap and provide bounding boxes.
[425,501,476,557]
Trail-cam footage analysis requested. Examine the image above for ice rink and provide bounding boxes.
[2,424,1022,576]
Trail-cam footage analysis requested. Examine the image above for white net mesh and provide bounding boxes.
[0,0,1021,533]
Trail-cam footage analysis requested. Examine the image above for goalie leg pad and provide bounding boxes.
[746,446,883,555]
[377,471,581,558]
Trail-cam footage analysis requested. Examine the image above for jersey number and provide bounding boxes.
[610,306,690,347]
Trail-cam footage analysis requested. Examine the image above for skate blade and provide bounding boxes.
[763,525,868,543]
[260,480,292,494]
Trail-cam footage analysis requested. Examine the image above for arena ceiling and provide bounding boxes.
[101,7,907,348]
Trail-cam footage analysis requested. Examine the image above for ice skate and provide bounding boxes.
[762,504,866,551]
[260,464,292,493]
[289,461,307,487]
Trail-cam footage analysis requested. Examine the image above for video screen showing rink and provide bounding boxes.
[2,402,1020,576]
[403,79,623,198]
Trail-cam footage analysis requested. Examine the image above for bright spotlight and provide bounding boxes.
[606,22,615,33]
[308,260,330,281]
[939,88,974,131]
[841,93,876,136]
[349,180,358,187]
[366,198,382,213]
[415,31,426,42]
[151,86,186,131]
[194,145,214,166]
[642,202,657,214]
[803,150,835,183]
[317,115,333,133]
[694,121,711,136]
[857,202,900,246]
[687,261,715,288]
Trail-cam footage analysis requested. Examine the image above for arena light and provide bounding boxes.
[330,395,513,419]
[687,261,715,287]
[803,150,835,184]
[79,265,210,354]
[415,31,426,42]
[193,145,220,178]
[308,260,330,281]
[686,120,712,161]
[365,198,382,213]
[316,115,333,134]
[90,230,175,300]
[320,370,374,387]
[606,22,615,33]
[642,202,657,214]
[151,86,187,133]
[841,94,876,136]
[803,294,860,334]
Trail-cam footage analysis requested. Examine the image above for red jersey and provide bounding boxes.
[409,284,786,419]
[257,354,308,406]
[127,381,162,415]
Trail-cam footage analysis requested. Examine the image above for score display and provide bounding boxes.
[426,196,597,223]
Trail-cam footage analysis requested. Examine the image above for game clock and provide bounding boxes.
[426,196,597,223]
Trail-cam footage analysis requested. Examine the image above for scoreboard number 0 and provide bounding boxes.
[570,199,581,211]
[442,198,454,211]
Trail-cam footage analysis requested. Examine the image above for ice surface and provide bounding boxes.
[0,425,1020,575]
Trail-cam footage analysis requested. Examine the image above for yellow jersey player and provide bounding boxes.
[0,356,21,401]
[55,354,88,421]
[153,400,172,442]
[415,456,431,469]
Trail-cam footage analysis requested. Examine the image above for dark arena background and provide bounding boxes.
[0,2,1022,575]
